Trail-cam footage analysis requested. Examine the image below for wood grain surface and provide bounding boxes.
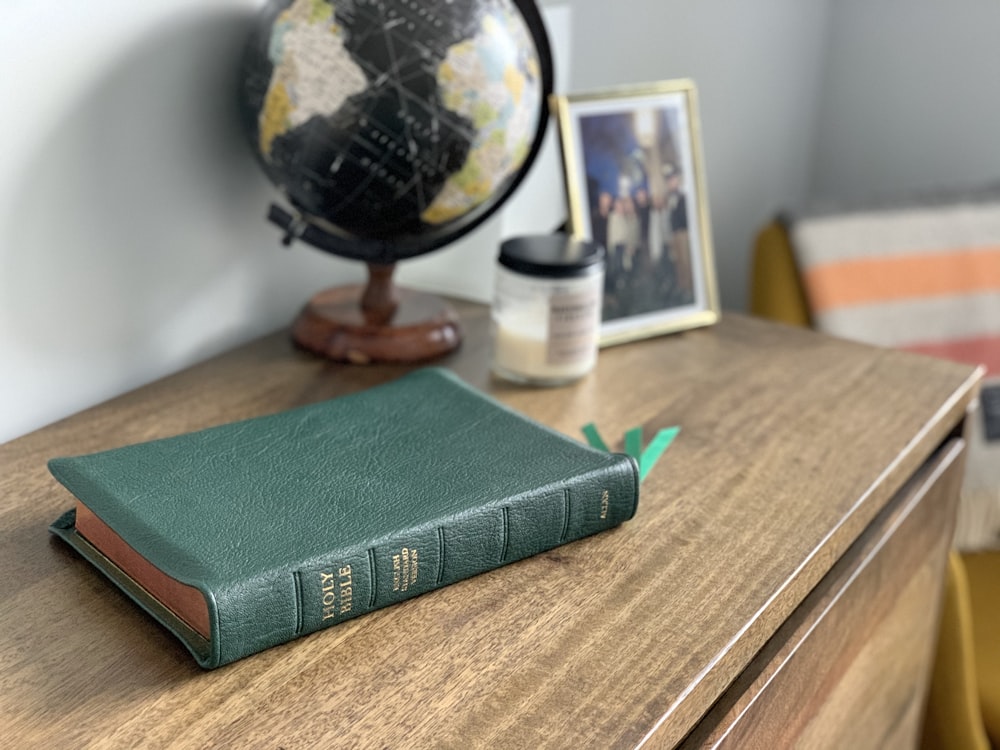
[0,305,979,748]
[680,439,965,748]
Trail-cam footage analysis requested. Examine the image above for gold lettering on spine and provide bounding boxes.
[319,565,354,620]
[600,489,610,520]
[391,546,420,592]
[320,571,338,620]
[338,565,353,614]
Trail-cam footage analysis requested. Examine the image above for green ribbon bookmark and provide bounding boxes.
[638,426,680,482]
[581,423,680,482]
[581,422,610,453]
[624,427,643,465]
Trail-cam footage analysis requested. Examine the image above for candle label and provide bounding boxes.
[547,288,600,365]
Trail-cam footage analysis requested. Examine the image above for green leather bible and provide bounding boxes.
[48,368,639,669]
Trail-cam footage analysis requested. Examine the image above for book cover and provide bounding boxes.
[48,368,639,668]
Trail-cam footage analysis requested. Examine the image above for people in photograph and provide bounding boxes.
[664,163,694,302]
[633,187,652,272]
[621,193,641,275]
[590,190,612,257]
[579,110,700,320]
[628,109,690,310]
[600,194,626,319]
[606,195,628,285]
[647,193,671,286]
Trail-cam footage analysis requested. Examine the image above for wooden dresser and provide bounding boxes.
[0,305,980,748]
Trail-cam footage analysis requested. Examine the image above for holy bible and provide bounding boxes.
[48,368,639,669]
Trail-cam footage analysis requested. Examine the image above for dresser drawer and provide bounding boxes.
[682,438,966,749]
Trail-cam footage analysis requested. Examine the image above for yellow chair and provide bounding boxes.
[922,553,991,750]
[751,220,998,750]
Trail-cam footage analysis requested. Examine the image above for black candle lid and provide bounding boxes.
[498,235,605,278]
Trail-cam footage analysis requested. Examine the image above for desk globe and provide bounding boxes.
[238,0,553,362]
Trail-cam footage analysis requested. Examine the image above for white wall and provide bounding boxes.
[20,0,982,444]
[0,1,361,443]
[3,0,834,444]
[810,0,1000,201]
[0,2,569,443]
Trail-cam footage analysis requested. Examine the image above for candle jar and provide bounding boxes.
[491,235,605,385]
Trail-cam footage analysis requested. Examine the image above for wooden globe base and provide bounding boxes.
[291,264,461,364]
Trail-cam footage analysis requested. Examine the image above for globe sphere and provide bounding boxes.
[238,0,553,263]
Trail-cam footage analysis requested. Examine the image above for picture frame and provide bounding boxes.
[551,79,720,346]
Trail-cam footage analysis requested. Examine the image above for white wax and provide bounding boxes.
[492,321,593,383]
[490,264,602,385]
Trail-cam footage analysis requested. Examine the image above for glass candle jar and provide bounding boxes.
[491,235,605,385]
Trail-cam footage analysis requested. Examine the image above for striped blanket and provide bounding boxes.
[790,197,1000,550]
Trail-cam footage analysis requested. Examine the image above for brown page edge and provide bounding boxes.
[74,502,211,640]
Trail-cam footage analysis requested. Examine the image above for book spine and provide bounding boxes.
[216,458,638,667]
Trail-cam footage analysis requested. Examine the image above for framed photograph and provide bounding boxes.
[551,79,720,346]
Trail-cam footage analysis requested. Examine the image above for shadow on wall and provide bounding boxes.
[0,8,351,392]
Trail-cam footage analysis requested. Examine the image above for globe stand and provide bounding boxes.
[291,263,462,364]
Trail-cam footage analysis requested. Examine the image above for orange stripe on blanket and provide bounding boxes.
[803,246,1000,311]
[902,334,1000,376]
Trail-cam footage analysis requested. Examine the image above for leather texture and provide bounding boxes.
[49,368,639,668]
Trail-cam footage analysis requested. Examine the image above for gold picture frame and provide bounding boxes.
[551,79,720,346]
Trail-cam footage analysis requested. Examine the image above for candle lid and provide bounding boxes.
[498,234,605,278]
